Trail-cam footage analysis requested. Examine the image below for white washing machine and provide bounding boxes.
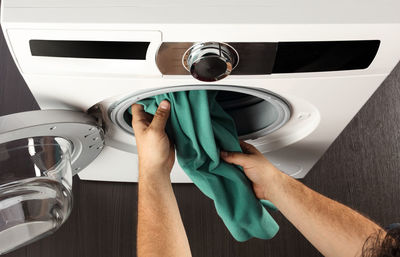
[1,0,400,253]
[1,0,400,183]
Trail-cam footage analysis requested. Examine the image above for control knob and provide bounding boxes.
[183,42,239,82]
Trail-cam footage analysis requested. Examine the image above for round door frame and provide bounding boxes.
[108,85,291,140]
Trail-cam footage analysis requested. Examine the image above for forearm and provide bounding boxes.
[137,171,191,257]
[264,166,384,257]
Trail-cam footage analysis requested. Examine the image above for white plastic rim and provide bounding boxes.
[0,110,104,175]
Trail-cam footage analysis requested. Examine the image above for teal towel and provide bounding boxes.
[133,90,279,241]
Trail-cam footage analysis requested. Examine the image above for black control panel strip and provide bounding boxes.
[29,40,380,73]
[229,42,277,75]
[30,40,150,60]
[272,40,380,73]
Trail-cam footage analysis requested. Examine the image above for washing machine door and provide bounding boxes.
[0,110,104,254]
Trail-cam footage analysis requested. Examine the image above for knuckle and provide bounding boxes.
[226,152,237,160]
[155,109,168,119]
[243,143,256,153]
[248,144,257,151]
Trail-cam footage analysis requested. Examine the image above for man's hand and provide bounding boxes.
[220,140,384,257]
[133,100,192,257]
[220,140,278,200]
[131,100,175,179]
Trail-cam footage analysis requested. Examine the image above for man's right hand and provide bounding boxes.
[220,141,280,200]
[131,100,175,180]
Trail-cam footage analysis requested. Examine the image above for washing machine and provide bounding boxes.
[1,0,400,253]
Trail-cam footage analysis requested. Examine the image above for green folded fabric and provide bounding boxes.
[132,90,279,241]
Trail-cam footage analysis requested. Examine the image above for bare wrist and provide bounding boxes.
[139,165,171,182]
[261,162,284,200]
[262,160,280,178]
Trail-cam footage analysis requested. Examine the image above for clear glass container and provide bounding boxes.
[0,136,73,254]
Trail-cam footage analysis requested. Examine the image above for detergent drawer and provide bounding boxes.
[5,29,162,77]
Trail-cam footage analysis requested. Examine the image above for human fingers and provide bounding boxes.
[239,140,261,155]
[220,150,249,167]
[131,104,150,134]
[149,100,171,132]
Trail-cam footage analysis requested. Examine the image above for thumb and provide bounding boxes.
[149,100,171,132]
[220,150,249,167]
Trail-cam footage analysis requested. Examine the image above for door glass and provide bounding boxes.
[0,137,73,254]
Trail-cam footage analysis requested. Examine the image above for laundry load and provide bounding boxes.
[132,90,279,241]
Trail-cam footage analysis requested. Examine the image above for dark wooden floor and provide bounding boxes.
[1,22,400,256]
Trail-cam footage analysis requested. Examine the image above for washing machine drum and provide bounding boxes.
[116,86,291,140]
[215,91,287,137]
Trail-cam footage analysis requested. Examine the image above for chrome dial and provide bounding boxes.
[183,42,239,82]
